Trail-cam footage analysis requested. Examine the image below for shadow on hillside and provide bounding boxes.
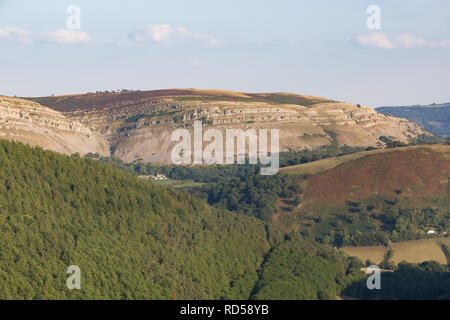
[342,263,450,300]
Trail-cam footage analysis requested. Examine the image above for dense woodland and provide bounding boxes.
[1,139,449,299]
[0,139,362,299]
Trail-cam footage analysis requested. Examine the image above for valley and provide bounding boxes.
[0,89,448,300]
[88,143,450,250]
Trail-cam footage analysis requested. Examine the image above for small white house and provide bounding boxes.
[138,174,167,181]
[427,230,437,235]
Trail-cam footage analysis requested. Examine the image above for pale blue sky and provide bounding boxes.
[0,0,449,107]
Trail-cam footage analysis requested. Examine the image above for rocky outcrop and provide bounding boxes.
[21,89,426,164]
[0,96,109,156]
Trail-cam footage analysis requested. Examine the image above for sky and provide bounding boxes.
[0,0,449,107]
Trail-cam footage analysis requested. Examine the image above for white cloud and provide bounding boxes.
[395,34,428,48]
[357,32,450,49]
[356,32,394,49]
[176,27,220,47]
[129,24,220,47]
[428,39,450,48]
[128,24,173,43]
[395,34,450,48]
[42,29,91,44]
[1,27,91,44]
[0,26,32,43]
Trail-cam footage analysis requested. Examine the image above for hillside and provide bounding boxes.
[276,145,450,246]
[0,139,358,299]
[377,103,450,137]
[25,89,425,164]
[280,147,404,176]
[302,145,449,206]
[0,96,108,156]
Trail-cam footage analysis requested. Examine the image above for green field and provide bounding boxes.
[342,237,450,264]
[151,178,205,188]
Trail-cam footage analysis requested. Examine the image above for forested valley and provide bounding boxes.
[1,139,449,299]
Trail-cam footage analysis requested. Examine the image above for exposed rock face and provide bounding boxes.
[24,89,426,164]
[0,96,108,156]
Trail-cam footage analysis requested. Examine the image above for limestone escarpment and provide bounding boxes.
[25,89,426,164]
[0,96,108,156]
